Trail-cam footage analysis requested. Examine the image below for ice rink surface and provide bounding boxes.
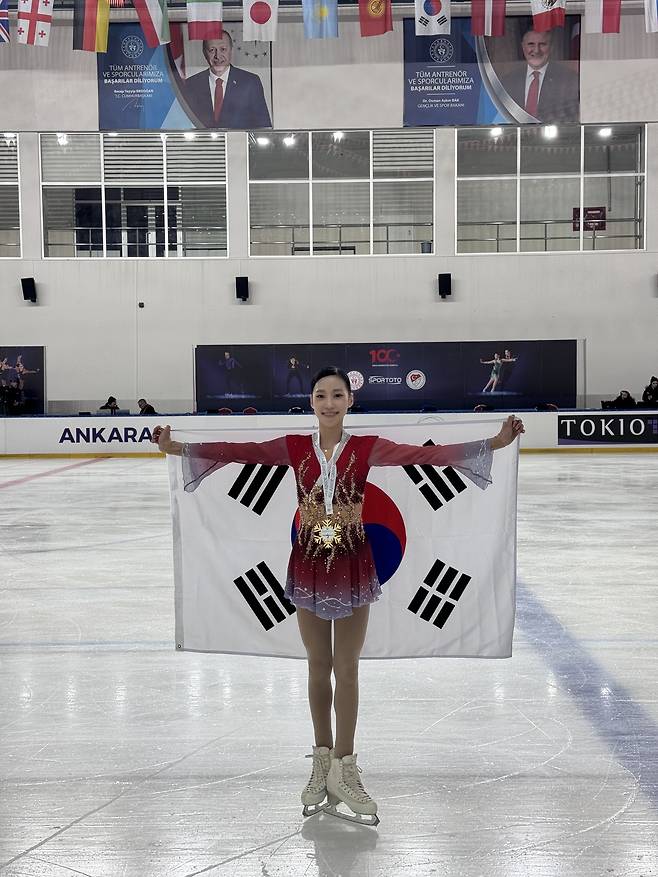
[0,453,657,877]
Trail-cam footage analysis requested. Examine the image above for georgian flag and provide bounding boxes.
[16,0,52,46]
[415,0,450,36]
[169,420,518,659]
[471,0,505,37]
[584,0,621,33]
[530,0,565,32]
[646,0,658,32]
[243,0,278,42]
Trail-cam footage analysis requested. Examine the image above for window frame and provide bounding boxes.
[0,134,22,260]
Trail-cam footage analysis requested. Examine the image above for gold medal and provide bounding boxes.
[313,518,342,549]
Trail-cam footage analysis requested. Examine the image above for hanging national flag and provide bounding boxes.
[243,0,278,41]
[358,0,392,37]
[187,0,223,40]
[471,0,505,37]
[415,0,450,37]
[530,0,566,32]
[16,0,52,46]
[0,0,9,43]
[302,0,338,39]
[73,0,110,52]
[645,0,658,32]
[584,0,621,33]
[169,22,186,77]
[133,0,170,47]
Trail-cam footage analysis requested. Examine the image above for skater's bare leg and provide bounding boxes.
[333,605,370,758]
[297,607,333,749]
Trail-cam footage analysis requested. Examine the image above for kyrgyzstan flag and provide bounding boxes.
[73,0,110,52]
[530,0,566,32]
[471,0,505,37]
[187,0,223,40]
[584,0,621,33]
[358,0,393,37]
[16,0,52,45]
[243,0,279,41]
[133,0,170,46]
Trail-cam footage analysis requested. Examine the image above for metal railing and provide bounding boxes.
[44,225,227,257]
[457,216,643,252]
[250,222,434,255]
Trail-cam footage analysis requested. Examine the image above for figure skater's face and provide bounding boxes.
[310,376,353,428]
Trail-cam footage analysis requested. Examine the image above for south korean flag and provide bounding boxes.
[170,419,518,660]
[415,0,451,35]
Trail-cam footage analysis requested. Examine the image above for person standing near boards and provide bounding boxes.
[153,366,524,826]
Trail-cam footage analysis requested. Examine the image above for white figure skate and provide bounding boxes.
[325,753,380,827]
[301,745,333,818]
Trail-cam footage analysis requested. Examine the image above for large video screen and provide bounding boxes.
[0,347,46,416]
[195,340,576,413]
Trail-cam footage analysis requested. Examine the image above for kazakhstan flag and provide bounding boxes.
[302,0,338,38]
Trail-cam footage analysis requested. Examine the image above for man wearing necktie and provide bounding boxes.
[182,32,272,130]
[502,27,579,123]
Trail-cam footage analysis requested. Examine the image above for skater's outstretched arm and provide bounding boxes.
[152,425,291,492]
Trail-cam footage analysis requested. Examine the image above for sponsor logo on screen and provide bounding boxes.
[368,376,403,385]
[406,370,427,390]
[369,348,400,367]
[348,370,364,390]
[558,414,658,444]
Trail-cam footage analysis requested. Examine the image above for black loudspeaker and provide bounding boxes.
[235,276,249,302]
[438,273,451,299]
[21,277,37,303]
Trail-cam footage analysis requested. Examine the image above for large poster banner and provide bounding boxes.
[195,340,577,413]
[170,421,518,658]
[404,15,579,126]
[0,347,45,416]
[98,23,272,130]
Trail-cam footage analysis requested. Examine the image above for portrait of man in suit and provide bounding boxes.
[502,27,579,123]
[183,32,272,130]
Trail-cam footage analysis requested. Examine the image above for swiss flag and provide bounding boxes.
[16,0,52,45]
[358,0,393,36]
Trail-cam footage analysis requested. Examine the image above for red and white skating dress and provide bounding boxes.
[182,432,493,620]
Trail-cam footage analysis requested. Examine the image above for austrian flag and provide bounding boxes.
[471,0,505,36]
[187,0,223,40]
[17,0,52,46]
[530,0,566,32]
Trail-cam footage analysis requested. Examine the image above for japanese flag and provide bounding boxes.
[243,0,278,42]
[169,420,518,660]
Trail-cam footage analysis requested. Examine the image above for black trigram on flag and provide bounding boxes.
[234,561,296,631]
[227,463,288,515]
[418,15,429,25]
[408,558,471,629]
[403,440,467,511]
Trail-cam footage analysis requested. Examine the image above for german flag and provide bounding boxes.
[73,0,110,52]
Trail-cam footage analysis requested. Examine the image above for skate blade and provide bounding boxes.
[302,800,332,818]
[323,802,380,828]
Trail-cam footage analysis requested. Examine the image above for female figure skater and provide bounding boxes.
[480,352,503,393]
[153,367,524,826]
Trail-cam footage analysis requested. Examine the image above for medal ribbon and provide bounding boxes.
[312,431,350,516]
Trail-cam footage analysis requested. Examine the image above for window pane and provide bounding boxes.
[457,179,516,253]
[584,125,644,174]
[250,182,309,255]
[457,128,517,177]
[373,181,433,255]
[520,126,580,175]
[40,134,101,183]
[312,181,369,255]
[312,131,369,179]
[0,136,19,183]
[103,133,163,184]
[520,177,580,251]
[104,186,166,258]
[43,187,103,258]
[248,133,309,180]
[170,185,227,257]
[583,176,644,251]
[165,132,226,183]
[0,186,20,257]
[373,129,434,179]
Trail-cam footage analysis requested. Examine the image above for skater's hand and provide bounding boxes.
[491,415,525,450]
[151,425,182,455]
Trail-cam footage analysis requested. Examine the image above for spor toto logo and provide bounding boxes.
[406,370,426,390]
[348,370,364,390]
[429,38,454,64]
[121,35,144,59]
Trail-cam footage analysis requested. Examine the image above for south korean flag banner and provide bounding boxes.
[170,420,518,659]
[415,0,450,36]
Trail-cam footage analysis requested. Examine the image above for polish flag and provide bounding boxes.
[187,0,223,40]
[584,0,621,33]
[243,0,278,41]
[471,0,505,37]
[530,0,566,32]
[16,0,52,45]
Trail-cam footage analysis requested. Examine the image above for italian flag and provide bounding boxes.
[530,0,565,32]
[133,0,170,47]
[187,0,223,40]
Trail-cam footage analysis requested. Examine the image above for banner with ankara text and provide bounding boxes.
[170,420,518,659]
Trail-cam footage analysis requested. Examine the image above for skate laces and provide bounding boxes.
[342,760,371,802]
[305,752,329,791]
